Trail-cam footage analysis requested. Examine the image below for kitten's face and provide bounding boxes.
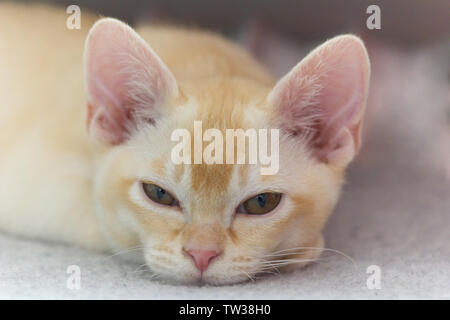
[85,19,369,285]
[94,79,344,284]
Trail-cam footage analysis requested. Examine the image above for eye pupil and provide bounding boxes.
[156,187,166,199]
[257,194,267,207]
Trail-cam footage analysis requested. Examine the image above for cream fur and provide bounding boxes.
[0,3,369,285]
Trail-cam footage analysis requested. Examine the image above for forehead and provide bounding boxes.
[179,78,270,125]
[176,78,271,190]
[128,77,287,214]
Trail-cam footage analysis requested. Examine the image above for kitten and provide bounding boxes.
[0,4,370,285]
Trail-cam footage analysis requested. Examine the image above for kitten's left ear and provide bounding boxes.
[268,35,370,166]
[84,18,178,144]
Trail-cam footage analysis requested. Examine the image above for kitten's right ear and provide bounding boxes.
[84,18,178,144]
[268,35,370,167]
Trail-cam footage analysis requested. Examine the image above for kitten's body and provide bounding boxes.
[0,4,104,249]
[0,4,369,284]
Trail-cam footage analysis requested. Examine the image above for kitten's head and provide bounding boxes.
[83,19,370,285]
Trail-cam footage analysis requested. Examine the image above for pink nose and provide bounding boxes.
[185,249,221,272]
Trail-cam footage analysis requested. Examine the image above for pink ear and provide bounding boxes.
[84,18,178,144]
[269,35,370,165]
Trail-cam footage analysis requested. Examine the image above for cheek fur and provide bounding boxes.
[230,199,298,251]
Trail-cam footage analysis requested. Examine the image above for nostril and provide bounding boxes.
[184,248,221,272]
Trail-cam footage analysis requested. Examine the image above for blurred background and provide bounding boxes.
[10,0,449,45]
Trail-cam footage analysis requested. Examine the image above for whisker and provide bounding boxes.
[259,259,320,270]
[104,245,146,259]
[257,266,281,276]
[263,246,355,266]
[138,270,160,280]
[259,258,318,265]
[241,270,255,282]
[129,263,149,274]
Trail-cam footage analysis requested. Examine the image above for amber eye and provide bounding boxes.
[142,183,178,207]
[238,193,282,215]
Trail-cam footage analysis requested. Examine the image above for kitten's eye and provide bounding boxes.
[142,183,178,207]
[238,193,282,215]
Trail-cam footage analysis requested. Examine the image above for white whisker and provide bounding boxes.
[262,246,355,266]
[105,245,145,259]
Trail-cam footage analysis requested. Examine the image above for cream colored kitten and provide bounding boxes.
[0,4,370,285]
